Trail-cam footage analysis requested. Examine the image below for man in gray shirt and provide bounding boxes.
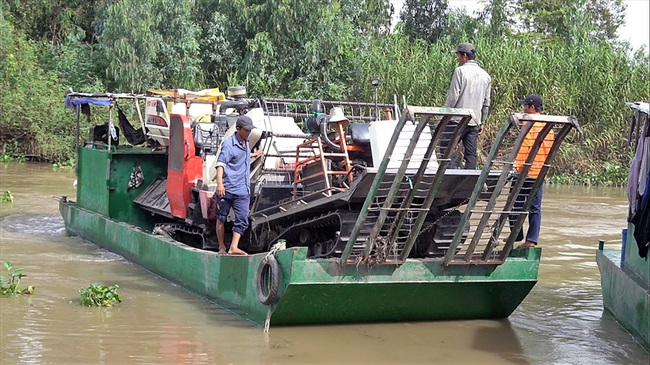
[443,42,491,169]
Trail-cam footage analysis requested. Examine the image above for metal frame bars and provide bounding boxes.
[484,121,555,260]
[495,117,578,261]
[442,113,580,265]
[458,116,534,262]
[340,106,475,264]
[362,111,431,258]
[396,114,472,261]
[339,110,410,262]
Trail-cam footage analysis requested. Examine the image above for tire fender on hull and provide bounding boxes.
[256,255,282,305]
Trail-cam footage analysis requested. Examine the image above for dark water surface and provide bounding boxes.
[0,163,648,364]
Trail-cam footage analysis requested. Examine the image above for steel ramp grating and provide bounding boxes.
[341,106,475,264]
[443,113,581,265]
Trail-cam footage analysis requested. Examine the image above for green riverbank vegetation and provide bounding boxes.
[1,1,648,185]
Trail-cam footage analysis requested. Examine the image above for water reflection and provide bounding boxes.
[472,320,530,365]
[0,164,648,364]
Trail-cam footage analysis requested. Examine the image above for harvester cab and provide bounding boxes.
[144,88,227,148]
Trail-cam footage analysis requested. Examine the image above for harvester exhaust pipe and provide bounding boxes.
[371,77,380,121]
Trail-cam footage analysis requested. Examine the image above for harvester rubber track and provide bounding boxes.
[153,223,215,250]
[268,210,372,258]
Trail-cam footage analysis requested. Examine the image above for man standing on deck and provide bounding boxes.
[511,94,555,249]
[443,42,491,169]
[215,115,263,255]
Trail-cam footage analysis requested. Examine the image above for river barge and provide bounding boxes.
[59,88,579,326]
[597,101,650,350]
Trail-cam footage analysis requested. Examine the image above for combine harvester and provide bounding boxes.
[60,87,579,326]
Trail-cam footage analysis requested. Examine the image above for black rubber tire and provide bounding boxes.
[256,255,282,305]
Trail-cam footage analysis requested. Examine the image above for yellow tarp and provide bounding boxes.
[147,88,225,101]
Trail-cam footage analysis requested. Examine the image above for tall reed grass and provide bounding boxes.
[355,33,650,177]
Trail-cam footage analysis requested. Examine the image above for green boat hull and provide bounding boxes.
[60,200,540,326]
[597,224,650,351]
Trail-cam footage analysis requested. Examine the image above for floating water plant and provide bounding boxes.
[79,283,122,307]
[0,261,35,295]
[0,191,13,203]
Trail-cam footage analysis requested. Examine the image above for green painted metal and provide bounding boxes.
[272,247,539,325]
[596,101,649,350]
[60,198,541,326]
[61,200,277,324]
[624,224,650,284]
[76,147,110,215]
[60,138,546,326]
[598,101,650,350]
[597,233,650,351]
[76,147,167,230]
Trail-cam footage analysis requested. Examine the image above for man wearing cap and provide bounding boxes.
[214,115,263,255]
[510,94,554,249]
[443,42,491,169]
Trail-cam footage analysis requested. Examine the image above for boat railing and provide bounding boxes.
[261,98,398,124]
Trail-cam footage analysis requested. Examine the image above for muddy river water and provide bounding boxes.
[0,163,648,364]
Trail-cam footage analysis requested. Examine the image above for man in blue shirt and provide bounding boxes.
[215,115,262,255]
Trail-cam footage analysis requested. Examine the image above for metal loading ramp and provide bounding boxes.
[340,108,580,265]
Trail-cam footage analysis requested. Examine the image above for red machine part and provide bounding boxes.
[167,114,203,219]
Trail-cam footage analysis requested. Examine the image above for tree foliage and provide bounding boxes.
[151,0,202,89]
[96,0,162,92]
[477,0,516,38]
[0,12,74,161]
[400,0,450,43]
[194,2,240,89]
[515,0,627,44]
[583,0,626,42]
[517,0,584,42]
[444,7,482,44]
[2,0,99,44]
[0,0,648,178]
[341,0,394,38]
[94,0,202,91]
[210,0,361,98]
